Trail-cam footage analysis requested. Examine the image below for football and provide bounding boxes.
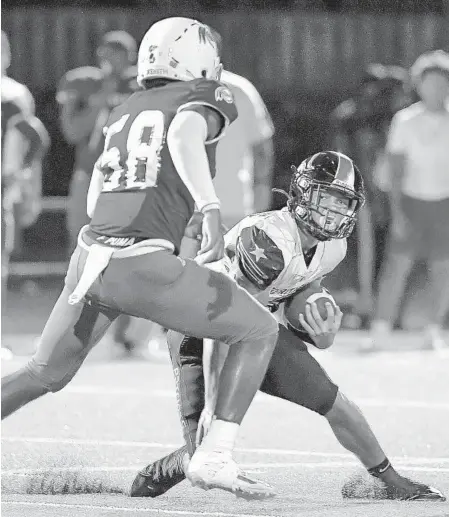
[284,284,337,339]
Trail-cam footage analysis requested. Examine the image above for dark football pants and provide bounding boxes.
[168,324,339,455]
[6,236,277,403]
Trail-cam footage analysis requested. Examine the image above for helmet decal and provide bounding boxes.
[333,152,355,189]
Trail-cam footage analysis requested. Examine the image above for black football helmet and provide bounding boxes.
[284,151,365,241]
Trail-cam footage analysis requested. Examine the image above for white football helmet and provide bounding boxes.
[137,17,221,86]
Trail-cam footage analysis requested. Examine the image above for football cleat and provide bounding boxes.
[186,449,276,500]
[342,472,446,501]
[130,447,188,497]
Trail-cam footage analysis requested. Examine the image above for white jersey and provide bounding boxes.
[213,208,347,316]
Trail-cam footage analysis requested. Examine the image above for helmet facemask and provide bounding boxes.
[288,166,364,241]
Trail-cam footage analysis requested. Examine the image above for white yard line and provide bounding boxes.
[2,436,449,465]
[1,501,275,517]
[61,385,449,410]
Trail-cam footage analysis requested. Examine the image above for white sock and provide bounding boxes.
[200,419,239,454]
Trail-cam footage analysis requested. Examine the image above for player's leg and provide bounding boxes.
[131,331,201,498]
[331,390,446,500]
[112,314,135,353]
[369,196,422,351]
[425,257,449,349]
[262,326,445,501]
[106,252,277,422]
[422,199,449,349]
[1,247,119,419]
[104,252,278,497]
[368,248,415,351]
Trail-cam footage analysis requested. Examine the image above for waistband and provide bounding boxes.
[68,226,175,305]
[80,227,175,259]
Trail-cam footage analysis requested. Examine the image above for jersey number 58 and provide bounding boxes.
[100,110,165,192]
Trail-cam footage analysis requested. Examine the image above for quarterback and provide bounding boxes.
[131,151,445,502]
[1,18,280,499]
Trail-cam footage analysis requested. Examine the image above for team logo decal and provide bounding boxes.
[215,86,233,104]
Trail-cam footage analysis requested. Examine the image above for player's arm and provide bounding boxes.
[179,211,204,259]
[168,107,222,212]
[167,108,224,263]
[21,116,50,167]
[10,114,48,171]
[234,224,285,301]
[86,159,104,218]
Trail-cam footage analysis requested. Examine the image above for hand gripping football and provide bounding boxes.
[284,285,337,335]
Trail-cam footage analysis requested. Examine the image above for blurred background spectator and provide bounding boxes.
[2,30,50,358]
[368,50,449,351]
[330,64,413,324]
[2,0,449,356]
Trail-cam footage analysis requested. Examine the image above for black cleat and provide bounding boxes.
[130,447,188,498]
[342,472,446,502]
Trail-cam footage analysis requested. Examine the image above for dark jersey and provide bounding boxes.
[89,79,237,252]
[56,66,138,174]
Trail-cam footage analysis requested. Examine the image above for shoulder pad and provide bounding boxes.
[179,79,238,140]
[236,225,285,290]
[57,66,103,103]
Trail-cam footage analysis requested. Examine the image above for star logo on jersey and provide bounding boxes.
[250,244,267,263]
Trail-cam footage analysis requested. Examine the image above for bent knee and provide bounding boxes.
[26,358,81,393]
[248,311,279,346]
[325,390,359,420]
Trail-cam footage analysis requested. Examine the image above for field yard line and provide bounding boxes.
[3,462,449,476]
[1,501,274,517]
[3,436,449,465]
[62,386,449,410]
[355,398,449,410]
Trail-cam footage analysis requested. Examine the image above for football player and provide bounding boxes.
[131,151,445,502]
[1,31,49,304]
[1,18,279,499]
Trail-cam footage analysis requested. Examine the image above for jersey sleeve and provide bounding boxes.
[56,66,102,105]
[179,79,238,142]
[235,224,286,290]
